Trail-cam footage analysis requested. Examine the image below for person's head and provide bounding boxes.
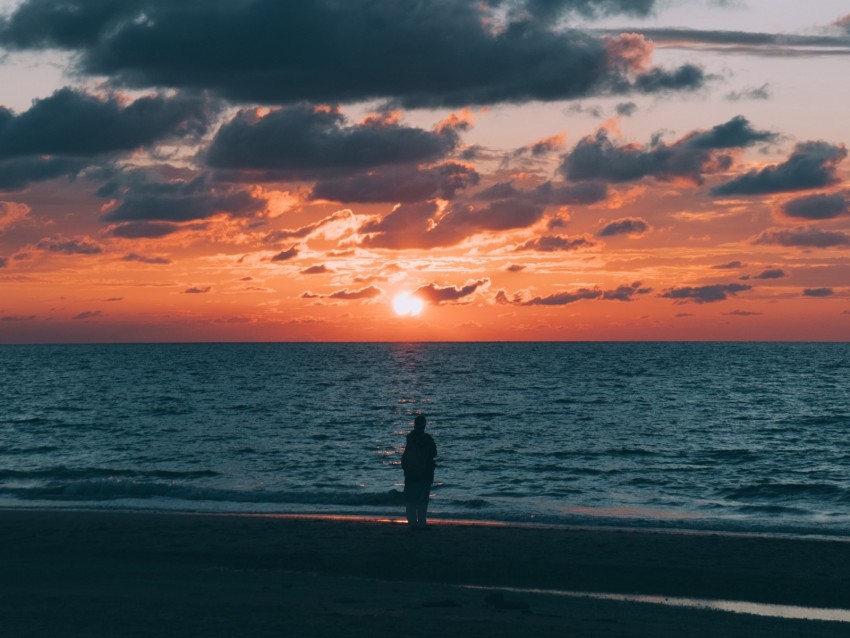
[413,414,427,431]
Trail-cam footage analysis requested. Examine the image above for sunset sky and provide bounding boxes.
[1,0,849,342]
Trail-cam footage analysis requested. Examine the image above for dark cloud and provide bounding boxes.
[602,281,652,301]
[523,287,602,306]
[753,268,785,280]
[360,197,549,249]
[0,256,7,268]
[0,1,704,107]
[781,192,850,220]
[99,172,266,223]
[473,180,608,206]
[509,0,656,20]
[415,279,489,304]
[271,246,299,262]
[329,286,382,300]
[184,286,211,294]
[712,260,744,269]
[517,234,594,252]
[505,264,526,272]
[499,281,648,305]
[711,141,847,196]
[597,217,650,237]
[207,105,458,175]
[121,253,171,264]
[73,310,103,320]
[753,226,850,249]
[803,287,834,297]
[311,162,479,203]
[659,283,751,304]
[265,211,355,243]
[1,314,36,321]
[301,264,330,275]
[0,156,83,191]
[616,101,637,116]
[0,88,210,160]
[35,235,102,255]
[722,310,762,316]
[561,117,771,184]
[110,221,204,239]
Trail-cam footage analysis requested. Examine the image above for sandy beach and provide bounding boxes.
[2,510,850,636]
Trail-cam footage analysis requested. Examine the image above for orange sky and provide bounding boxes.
[1,1,850,342]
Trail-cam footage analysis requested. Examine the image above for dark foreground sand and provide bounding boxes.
[2,510,850,637]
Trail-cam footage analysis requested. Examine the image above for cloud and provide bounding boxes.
[753,268,786,280]
[0,156,83,191]
[184,286,211,294]
[0,201,30,233]
[781,192,850,220]
[0,256,7,268]
[602,281,652,301]
[597,217,650,237]
[1,314,35,321]
[712,260,744,269]
[522,287,602,306]
[73,310,103,320]
[561,116,772,184]
[120,253,171,265]
[517,235,595,251]
[207,105,458,175]
[271,246,299,262]
[722,309,762,316]
[803,287,834,297]
[659,283,751,303]
[414,278,489,304]
[726,83,771,101]
[753,226,850,249]
[0,1,704,107]
[303,285,383,300]
[99,171,266,224]
[500,280,649,305]
[474,180,609,206]
[360,197,550,249]
[311,162,479,203]
[505,264,526,272]
[616,101,637,116]
[110,221,207,239]
[0,88,210,160]
[301,264,330,275]
[711,141,847,196]
[35,235,102,255]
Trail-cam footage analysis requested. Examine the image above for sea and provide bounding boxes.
[2,342,849,536]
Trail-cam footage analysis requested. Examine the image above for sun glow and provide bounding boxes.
[392,292,425,317]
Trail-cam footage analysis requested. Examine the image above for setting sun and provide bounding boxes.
[393,292,425,317]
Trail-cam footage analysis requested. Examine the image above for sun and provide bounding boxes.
[393,292,425,317]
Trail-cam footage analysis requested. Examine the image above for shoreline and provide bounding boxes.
[3,508,850,636]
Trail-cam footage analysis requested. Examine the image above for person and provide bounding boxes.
[401,414,437,530]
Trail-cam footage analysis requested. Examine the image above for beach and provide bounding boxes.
[2,510,850,636]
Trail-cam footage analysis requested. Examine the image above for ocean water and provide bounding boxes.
[1,342,849,535]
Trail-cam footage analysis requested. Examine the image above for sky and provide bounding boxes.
[1,0,849,342]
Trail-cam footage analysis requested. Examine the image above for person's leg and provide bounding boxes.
[404,483,417,528]
[416,483,431,528]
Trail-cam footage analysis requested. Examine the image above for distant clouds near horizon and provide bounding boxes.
[1,0,849,341]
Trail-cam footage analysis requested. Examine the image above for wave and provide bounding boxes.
[0,480,409,507]
[0,466,220,481]
[723,482,849,502]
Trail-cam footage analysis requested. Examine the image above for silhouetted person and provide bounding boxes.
[401,414,437,530]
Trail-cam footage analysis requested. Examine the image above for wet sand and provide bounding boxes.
[2,510,850,637]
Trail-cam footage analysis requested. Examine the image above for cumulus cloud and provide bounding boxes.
[414,278,489,304]
[301,264,330,275]
[0,88,211,160]
[561,116,772,184]
[498,280,649,305]
[35,235,102,255]
[659,283,751,303]
[753,226,850,249]
[302,285,383,300]
[121,253,171,264]
[184,286,211,294]
[803,287,834,297]
[597,217,650,237]
[517,235,595,251]
[0,1,703,107]
[711,141,847,196]
[206,105,458,175]
[270,246,299,262]
[712,260,744,269]
[0,156,83,191]
[781,192,850,220]
[98,171,267,224]
[311,162,479,203]
[752,268,786,280]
